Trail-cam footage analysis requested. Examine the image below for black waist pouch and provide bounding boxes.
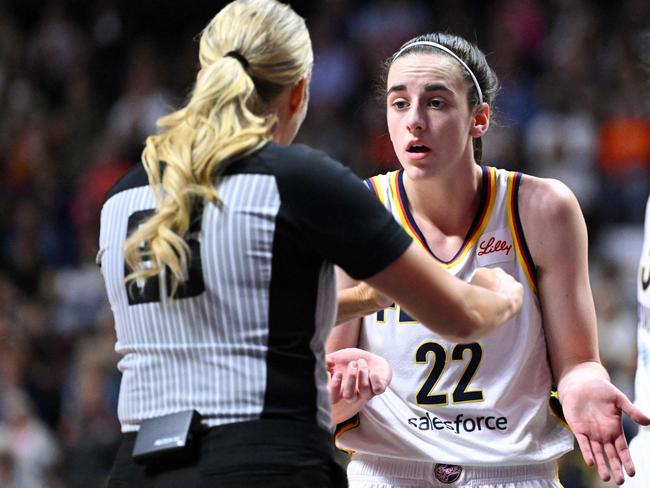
[132,410,202,464]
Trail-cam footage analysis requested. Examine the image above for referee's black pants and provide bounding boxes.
[107,418,348,487]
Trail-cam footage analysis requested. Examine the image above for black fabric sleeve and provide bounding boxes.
[272,144,412,280]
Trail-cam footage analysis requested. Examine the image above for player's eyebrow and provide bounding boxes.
[386,83,453,96]
[424,83,453,94]
[387,84,407,95]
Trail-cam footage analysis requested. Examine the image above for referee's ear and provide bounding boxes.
[289,76,309,115]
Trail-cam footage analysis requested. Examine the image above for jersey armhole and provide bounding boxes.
[506,172,538,293]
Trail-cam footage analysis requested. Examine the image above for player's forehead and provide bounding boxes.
[386,53,465,92]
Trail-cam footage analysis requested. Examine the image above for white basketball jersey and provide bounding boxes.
[336,166,574,465]
[635,196,650,422]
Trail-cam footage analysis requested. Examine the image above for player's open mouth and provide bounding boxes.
[406,145,431,153]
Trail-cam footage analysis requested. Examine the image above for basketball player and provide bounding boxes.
[623,195,650,487]
[328,32,650,487]
[98,4,524,486]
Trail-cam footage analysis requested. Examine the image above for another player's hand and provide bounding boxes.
[357,282,394,312]
[326,348,392,405]
[470,267,523,319]
[335,282,394,325]
[561,377,650,485]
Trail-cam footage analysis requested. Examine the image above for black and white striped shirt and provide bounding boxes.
[98,142,411,433]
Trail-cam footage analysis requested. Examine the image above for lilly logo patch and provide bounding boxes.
[476,229,514,266]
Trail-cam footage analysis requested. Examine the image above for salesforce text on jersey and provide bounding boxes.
[408,413,507,434]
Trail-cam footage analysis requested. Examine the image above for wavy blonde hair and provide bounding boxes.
[124,0,313,295]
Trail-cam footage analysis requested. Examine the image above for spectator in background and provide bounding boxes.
[105,40,172,162]
[0,388,60,487]
[597,96,650,224]
[296,13,363,168]
[0,433,16,488]
[523,77,599,218]
[58,310,120,488]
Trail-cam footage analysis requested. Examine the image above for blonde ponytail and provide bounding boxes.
[124,0,313,295]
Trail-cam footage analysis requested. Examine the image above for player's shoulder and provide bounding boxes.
[517,173,583,235]
[103,164,148,204]
[518,173,578,215]
[365,170,397,183]
[362,171,399,204]
[364,170,398,190]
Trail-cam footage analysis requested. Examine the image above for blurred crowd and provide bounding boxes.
[0,1,648,486]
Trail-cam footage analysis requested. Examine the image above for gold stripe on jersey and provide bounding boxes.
[549,390,571,431]
[506,172,538,293]
[367,176,386,206]
[388,171,416,243]
[334,414,360,454]
[463,166,498,269]
[555,462,565,488]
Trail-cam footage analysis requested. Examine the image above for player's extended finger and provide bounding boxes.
[343,361,358,401]
[620,396,650,426]
[575,433,595,467]
[369,370,388,395]
[614,434,636,477]
[356,358,371,400]
[329,371,343,404]
[604,441,624,485]
[590,440,612,482]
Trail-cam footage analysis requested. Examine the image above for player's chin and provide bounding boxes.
[402,162,435,180]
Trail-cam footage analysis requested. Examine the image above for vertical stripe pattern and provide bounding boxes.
[99,174,281,431]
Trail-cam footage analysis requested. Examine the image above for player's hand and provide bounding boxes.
[470,267,523,319]
[326,348,392,405]
[561,377,650,485]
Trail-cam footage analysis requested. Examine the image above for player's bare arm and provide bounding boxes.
[519,174,650,485]
[336,281,393,325]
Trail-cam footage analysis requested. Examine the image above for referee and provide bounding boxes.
[98,1,523,486]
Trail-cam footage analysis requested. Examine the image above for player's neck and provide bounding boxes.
[403,162,483,236]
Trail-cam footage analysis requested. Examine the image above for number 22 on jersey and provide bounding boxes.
[377,306,486,407]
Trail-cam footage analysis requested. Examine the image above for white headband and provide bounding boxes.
[393,41,483,104]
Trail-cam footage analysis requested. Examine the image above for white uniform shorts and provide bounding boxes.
[623,431,650,487]
[347,454,562,488]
